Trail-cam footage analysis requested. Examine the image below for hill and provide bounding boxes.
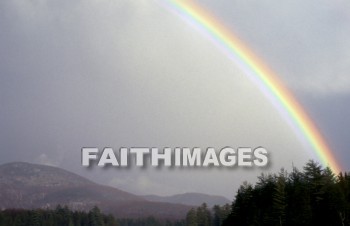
[143,193,230,207]
[0,162,191,219]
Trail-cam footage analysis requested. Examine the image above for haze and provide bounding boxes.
[1,0,349,199]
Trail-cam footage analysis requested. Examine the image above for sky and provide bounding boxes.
[0,0,349,199]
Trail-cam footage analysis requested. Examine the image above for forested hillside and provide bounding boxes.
[0,162,191,219]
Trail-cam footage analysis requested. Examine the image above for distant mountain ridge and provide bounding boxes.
[143,193,230,207]
[0,162,191,219]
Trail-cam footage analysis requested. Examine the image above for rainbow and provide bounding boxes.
[161,0,341,173]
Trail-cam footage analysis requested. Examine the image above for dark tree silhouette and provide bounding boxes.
[222,160,350,226]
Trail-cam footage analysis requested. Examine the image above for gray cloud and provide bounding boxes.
[200,0,350,96]
[0,0,347,198]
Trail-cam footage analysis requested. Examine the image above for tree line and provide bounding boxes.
[0,203,230,226]
[0,205,117,226]
[0,205,186,226]
[222,160,350,226]
[1,160,350,226]
[185,203,231,226]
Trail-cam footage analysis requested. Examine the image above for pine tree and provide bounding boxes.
[212,205,221,226]
[186,208,197,226]
[89,206,105,226]
[228,182,254,225]
[273,169,287,226]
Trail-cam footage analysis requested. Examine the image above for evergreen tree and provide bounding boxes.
[29,210,40,226]
[89,206,105,226]
[186,208,197,226]
[222,160,350,226]
[196,203,211,226]
[212,205,221,226]
[273,169,287,226]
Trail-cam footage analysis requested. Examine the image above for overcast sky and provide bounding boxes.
[0,0,349,199]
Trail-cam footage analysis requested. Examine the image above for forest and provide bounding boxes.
[0,204,230,226]
[0,206,118,226]
[0,205,189,226]
[1,160,350,226]
[223,160,350,226]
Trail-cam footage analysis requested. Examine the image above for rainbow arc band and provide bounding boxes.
[163,0,341,173]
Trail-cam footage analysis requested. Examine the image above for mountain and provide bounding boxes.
[0,162,191,219]
[143,193,230,207]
